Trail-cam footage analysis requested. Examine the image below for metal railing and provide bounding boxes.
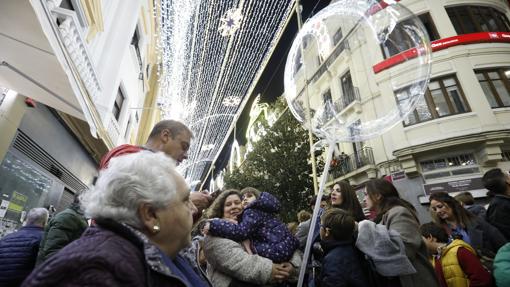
[334,86,360,111]
[330,146,375,178]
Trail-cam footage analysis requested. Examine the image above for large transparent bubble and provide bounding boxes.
[284,0,432,142]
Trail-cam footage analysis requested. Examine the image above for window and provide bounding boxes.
[124,118,132,139]
[447,5,510,35]
[381,13,440,59]
[340,71,357,107]
[113,88,125,121]
[475,68,510,108]
[398,76,470,126]
[59,0,75,10]
[502,151,510,161]
[333,27,343,46]
[420,153,479,179]
[293,49,303,75]
[0,87,8,106]
[419,13,440,42]
[322,89,332,105]
[131,27,142,70]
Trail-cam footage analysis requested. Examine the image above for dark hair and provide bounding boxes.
[148,120,192,140]
[365,179,417,223]
[420,222,449,243]
[240,187,261,199]
[309,194,329,206]
[482,168,508,195]
[454,191,475,205]
[429,191,475,229]
[332,181,365,221]
[321,208,355,241]
[207,189,242,219]
[297,210,311,223]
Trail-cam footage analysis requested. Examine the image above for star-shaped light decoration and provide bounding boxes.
[219,8,243,37]
[222,96,241,107]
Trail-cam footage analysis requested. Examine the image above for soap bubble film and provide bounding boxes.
[284,0,432,142]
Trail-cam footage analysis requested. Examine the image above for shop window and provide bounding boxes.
[475,68,510,108]
[397,75,470,126]
[0,152,52,237]
[113,88,125,121]
[447,5,510,35]
[381,13,440,59]
[420,153,479,179]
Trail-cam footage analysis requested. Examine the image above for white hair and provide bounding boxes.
[25,208,49,226]
[80,151,180,228]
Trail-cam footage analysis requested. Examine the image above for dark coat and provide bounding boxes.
[466,215,507,258]
[486,194,510,241]
[465,204,486,219]
[22,219,189,287]
[36,204,88,265]
[209,192,299,263]
[0,225,44,287]
[319,240,369,287]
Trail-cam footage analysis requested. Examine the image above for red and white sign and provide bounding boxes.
[373,32,510,73]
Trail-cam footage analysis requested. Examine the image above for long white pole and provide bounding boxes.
[297,143,334,286]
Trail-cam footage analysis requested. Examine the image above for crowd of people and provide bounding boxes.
[0,119,509,287]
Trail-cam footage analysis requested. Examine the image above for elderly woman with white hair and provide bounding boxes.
[23,151,210,287]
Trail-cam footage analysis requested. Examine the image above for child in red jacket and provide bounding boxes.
[420,222,492,287]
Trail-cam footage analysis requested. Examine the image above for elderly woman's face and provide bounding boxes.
[223,194,242,221]
[154,172,194,254]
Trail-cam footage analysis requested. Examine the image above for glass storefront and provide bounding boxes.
[0,151,58,237]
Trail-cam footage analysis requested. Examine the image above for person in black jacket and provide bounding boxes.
[482,168,510,241]
[318,208,369,287]
[0,207,49,286]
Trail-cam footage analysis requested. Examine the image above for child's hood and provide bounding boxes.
[248,192,281,213]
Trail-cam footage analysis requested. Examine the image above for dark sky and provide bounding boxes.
[207,0,332,184]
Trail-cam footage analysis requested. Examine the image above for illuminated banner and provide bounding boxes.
[373,32,510,73]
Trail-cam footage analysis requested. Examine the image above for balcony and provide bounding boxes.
[329,147,375,179]
[334,86,361,112]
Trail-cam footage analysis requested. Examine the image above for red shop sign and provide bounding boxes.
[373,32,510,73]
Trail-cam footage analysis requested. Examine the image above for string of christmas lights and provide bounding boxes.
[156,0,295,187]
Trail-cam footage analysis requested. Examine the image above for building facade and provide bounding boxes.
[308,0,510,221]
[0,0,160,236]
